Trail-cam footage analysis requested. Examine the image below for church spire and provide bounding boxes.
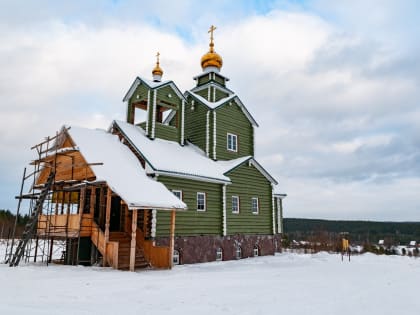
[201,25,223,72]
[152,51,163,82]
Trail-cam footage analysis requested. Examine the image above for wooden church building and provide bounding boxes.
[11,26,286,271]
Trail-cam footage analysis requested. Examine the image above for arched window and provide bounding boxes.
[253,245,259,257]
[173,250,180,265]
[235,246,242,260]
[216,247,223,261]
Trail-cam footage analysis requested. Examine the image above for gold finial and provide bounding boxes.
[152,51,163,79]
[208,25,216,52]
[201,25,223,70]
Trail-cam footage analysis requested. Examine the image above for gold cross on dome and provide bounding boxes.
[156,52,160,63]
[208,25,217,42]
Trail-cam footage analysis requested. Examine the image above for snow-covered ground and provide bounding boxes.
[0,247,419,315]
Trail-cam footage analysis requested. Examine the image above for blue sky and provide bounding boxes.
[0,0,419,220]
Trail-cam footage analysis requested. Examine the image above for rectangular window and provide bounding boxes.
[172,190,182,200]
[232,196,240,214]
[227,133,238,152]
[197,192,206,211]
[251,197,259,214]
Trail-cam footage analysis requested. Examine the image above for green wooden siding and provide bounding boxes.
[184,99,208,153]
[197,75,210,86]
[154,123,178,142]
[156,85,181,109]
[226,163,273,234]
[128,84,150,123]
[215,103,254,160]
[215,89,229,102]
[156,176,222,236]
[214,73,225,86]
[195,88,208,99]
[137,121,146,130]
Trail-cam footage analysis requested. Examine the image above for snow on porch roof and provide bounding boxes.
[113,120,231,184]
[66,126,187,211]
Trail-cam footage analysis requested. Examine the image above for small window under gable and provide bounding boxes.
[172,190,182,200]
[197,192,206,211]
[251,197,259,214]
[232,196,240,214]
[227,133,238,152]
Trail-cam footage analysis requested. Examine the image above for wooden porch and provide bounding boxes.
[36,184,176,271]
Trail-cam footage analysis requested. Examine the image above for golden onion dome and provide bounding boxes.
[152,52,163,77]
[201,25,223,70]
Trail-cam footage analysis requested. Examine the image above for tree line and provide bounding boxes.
[284,218,420,245]
[0,209,30,238]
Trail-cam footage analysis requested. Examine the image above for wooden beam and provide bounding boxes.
[104,187,112,266]
[79,186,86,215]
[169,209,176,269]
[90,187,96,215]
[130,209,138,272]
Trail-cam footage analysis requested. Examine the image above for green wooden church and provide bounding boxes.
[10,26,286,270]
[110,26,286,264]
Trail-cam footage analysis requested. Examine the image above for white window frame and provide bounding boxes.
[172,190,183,200]
[197,192,206,211]
[216,248,223,261]
[227,133,238,152]
[251,197,259,214]
[232,195,240,214]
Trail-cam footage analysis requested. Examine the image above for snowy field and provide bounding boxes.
[0,247,419,315]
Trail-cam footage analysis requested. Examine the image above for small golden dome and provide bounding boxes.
[201,25,223,70]
[152,52,163,77]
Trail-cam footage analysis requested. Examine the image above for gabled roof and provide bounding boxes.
[186,91,259,127]
[123,76,186,102]
[217,156,278,185]
[113,120,231,184]
[65,126,187,210]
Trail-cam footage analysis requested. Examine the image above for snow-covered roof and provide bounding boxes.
[192,70,230,81]
[66,126,187,210]
[190,82,234,95]
[217,156,252,173]
[186,91,259,127]
[217,156,278,185]
[188,91,237,109]
[113,120,231,184]
[123,77,186,102]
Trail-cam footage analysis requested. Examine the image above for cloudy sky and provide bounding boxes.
[0,0,419,221]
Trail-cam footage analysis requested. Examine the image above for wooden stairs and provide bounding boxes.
[109,232,149,270]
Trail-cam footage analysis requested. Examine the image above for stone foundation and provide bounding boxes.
[155,234,283,264]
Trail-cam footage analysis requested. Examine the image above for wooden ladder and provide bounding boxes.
[8,171,55,267]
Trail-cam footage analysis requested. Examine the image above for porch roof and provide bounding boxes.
[66,126,187,211]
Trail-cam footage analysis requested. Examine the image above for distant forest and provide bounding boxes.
[284,218,420,245]
[0,209,29,238]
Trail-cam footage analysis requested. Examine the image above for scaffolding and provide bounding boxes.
[3,129,98,267]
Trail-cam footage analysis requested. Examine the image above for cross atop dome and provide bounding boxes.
[152,51,163,82]
[201,25,223,72]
